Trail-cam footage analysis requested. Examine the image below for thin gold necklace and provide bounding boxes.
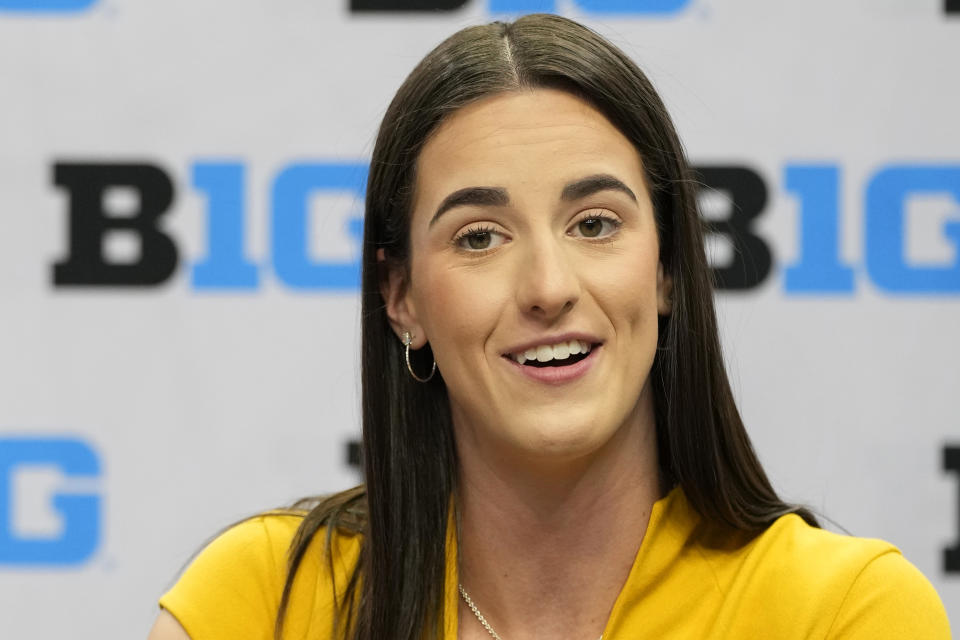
[458,584,603,640]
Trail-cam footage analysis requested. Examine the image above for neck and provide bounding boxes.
[453,394,661,640]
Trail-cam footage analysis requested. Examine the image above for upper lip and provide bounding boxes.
[501,332,603,356]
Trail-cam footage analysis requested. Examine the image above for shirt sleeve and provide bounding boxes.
[158,515,298,640]
[825,550,951,639]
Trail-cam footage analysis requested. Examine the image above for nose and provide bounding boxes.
[515,237,581,320]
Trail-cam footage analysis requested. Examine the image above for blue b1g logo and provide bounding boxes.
[489,0,690,14]
[0,0,96,10]
[0,437,101,566]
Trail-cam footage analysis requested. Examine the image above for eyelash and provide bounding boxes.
[452,211,623,253]
[453,224,502,251]
[569,211,622,239]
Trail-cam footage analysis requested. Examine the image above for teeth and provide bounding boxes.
[552,342,570,360]
[510,339,592,364]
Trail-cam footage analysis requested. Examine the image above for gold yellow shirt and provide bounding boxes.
[158,487,950,639]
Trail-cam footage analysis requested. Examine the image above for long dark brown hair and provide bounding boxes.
[275,13,817,640]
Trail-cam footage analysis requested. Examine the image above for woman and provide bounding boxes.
[149,14,949,640]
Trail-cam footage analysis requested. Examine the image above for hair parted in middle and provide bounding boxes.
[275,13,817,640]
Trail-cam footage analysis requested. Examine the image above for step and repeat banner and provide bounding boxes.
[0,0,957,637]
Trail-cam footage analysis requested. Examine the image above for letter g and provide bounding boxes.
[866,165,960,293]
[0,437,101,566]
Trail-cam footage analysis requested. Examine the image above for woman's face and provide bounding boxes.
[385,88,671,465]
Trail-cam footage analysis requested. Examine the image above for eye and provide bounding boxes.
[454,225,508,252]
[569,211,621,239]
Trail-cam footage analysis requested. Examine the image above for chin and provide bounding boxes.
[513,418,614,461]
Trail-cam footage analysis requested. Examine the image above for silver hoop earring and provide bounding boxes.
[403,331,436,383]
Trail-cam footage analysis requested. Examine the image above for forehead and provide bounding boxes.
[413,88,647,211]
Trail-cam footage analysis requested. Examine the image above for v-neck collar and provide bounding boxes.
[442,485,693,638]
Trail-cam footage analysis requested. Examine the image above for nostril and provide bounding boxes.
[529,298,576,317]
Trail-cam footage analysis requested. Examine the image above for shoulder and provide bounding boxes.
[747,513,894,587]
[159,512,362,640]
[158,513,303,640]
[708,513,951,639]
[823,546,952,639]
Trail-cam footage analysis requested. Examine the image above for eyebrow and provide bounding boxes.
[429,186,509,227]
[428,173,637,227]
[561,174,637,204]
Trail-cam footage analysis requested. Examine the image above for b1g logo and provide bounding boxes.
[52,162,368,290]
[350,0,691,15]
[0,0,96,11]
[49,161,960,294]
[0,437,101,566]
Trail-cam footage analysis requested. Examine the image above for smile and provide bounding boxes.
[502,339,601,385]
[501,332,604,385]
[508,339,594,367]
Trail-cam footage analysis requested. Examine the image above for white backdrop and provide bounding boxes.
[0,1,957,637]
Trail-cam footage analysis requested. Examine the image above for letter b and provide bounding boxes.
[52,162,178,286]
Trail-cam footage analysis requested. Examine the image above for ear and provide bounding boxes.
[656,262,673,315]
[377,248,427,348]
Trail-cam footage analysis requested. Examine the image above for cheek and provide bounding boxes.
[593,250,662,327]
[412,265,506,365]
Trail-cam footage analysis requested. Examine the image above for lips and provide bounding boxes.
[503,341,600,384]
[501,334,603,383]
